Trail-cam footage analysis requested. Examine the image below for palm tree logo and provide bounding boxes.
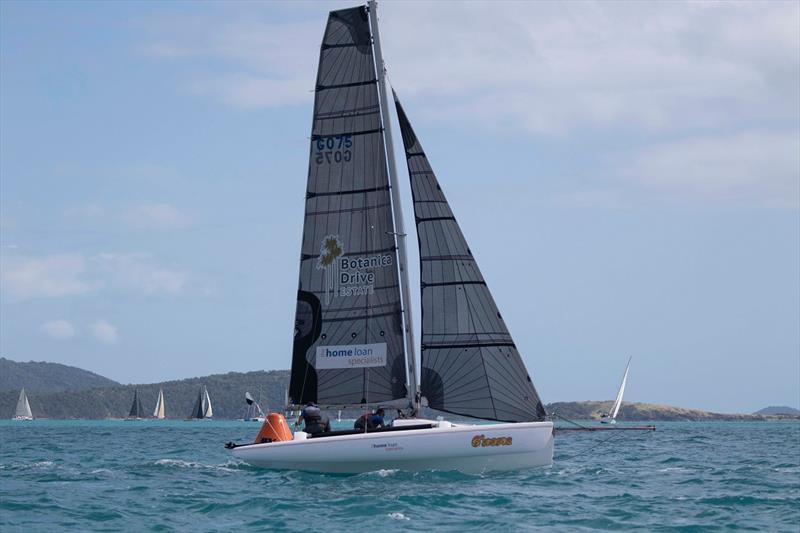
[317,235,344,304]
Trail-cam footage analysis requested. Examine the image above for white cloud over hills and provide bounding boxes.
[1,252,187,301]
[40,320,77,340]
[91,319,118,344]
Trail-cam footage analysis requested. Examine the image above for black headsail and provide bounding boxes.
[289,6,407,408]
[394,93,546,422]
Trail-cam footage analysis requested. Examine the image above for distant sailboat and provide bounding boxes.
[127,388,145,420]
[601,357,631,424]
[203,387,213,418]
[244,392,265,422]
[13,388,33,421]
[189,386,213,420]
[153,388,166,419]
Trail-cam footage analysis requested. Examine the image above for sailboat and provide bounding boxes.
[153,388,166,419]
[13,388,33,421]
[244,392,265,422]
[601,357,631,424]
[188,386,213,420]
[127,388,145,420]
[228,1,553,474]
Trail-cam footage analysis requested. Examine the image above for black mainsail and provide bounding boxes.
[394,94,546,422]
[128,388,145,419]
[290,6,407,408]
[189,386,205,419]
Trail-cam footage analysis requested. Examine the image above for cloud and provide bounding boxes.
[91,253,187,295]
[624,130,800,208]
[64,204,106,220]
[140,2,799,137]
[1,252,187,301]
[381,2,799,136]
[121,204,191,229]
[141,16,319,108]
[191,75,311,109]
[91,320,118,344]
[65,202,191,230]
[0,254,95,300]
[40,320,77,340]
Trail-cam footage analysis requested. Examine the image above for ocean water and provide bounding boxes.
[1,420,798,532]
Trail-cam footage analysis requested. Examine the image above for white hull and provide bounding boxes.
[12,416,33,421]
[232,420,553,474]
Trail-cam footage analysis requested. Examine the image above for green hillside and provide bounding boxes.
[0,370,289,419]
[0,357,120,393]
[3,356,796,420]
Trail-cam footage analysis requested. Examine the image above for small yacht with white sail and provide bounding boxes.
[227,2,553,473]
[601,357,632,424]
[13,388,33,421]
[153,388,166,419]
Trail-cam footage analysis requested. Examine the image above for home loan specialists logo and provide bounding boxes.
[316,235,393,304]
[316,343,387,369]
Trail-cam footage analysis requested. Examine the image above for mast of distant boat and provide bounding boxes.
[368,0,419,414]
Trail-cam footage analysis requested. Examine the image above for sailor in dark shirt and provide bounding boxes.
[354,408,386,430]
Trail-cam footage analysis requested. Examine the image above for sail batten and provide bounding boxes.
[289,5,408,408]
[394,93,546,423]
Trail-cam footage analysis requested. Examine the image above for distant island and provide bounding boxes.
[753,406,800,416]
[2,357,798,421]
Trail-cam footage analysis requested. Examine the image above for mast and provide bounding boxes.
[368,0,419,413]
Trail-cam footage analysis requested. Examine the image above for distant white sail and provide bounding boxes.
[203,387,213,418]
[153,388,166,419]
[609,357,631,420]
[14,388,33,420]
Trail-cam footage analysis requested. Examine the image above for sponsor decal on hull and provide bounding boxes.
[471,434,513,447]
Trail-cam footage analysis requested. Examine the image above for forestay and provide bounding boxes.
[394,94,546,423]
[290,6,407,408]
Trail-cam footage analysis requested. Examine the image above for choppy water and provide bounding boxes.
[1,420,798,531]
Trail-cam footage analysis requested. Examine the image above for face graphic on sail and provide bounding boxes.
[316,234,393,304]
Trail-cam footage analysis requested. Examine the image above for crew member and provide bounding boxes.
[296,402,330,435]
[354,408,386,431]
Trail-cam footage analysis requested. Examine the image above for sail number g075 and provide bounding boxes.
[315,135,352,164]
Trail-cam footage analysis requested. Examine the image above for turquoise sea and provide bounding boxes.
[1,420,798,531]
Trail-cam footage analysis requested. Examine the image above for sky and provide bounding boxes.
[1,0,798,414]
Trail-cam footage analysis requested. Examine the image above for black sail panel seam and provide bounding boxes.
[307,202,391,216]
[422,342,516,351]
[416,216,456,224]
[317,79,377,91]
[422,280,487,288]
[420,255,473,262]
[311,128,382,140]
[308,185,389,198]
[321,42,360,50]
